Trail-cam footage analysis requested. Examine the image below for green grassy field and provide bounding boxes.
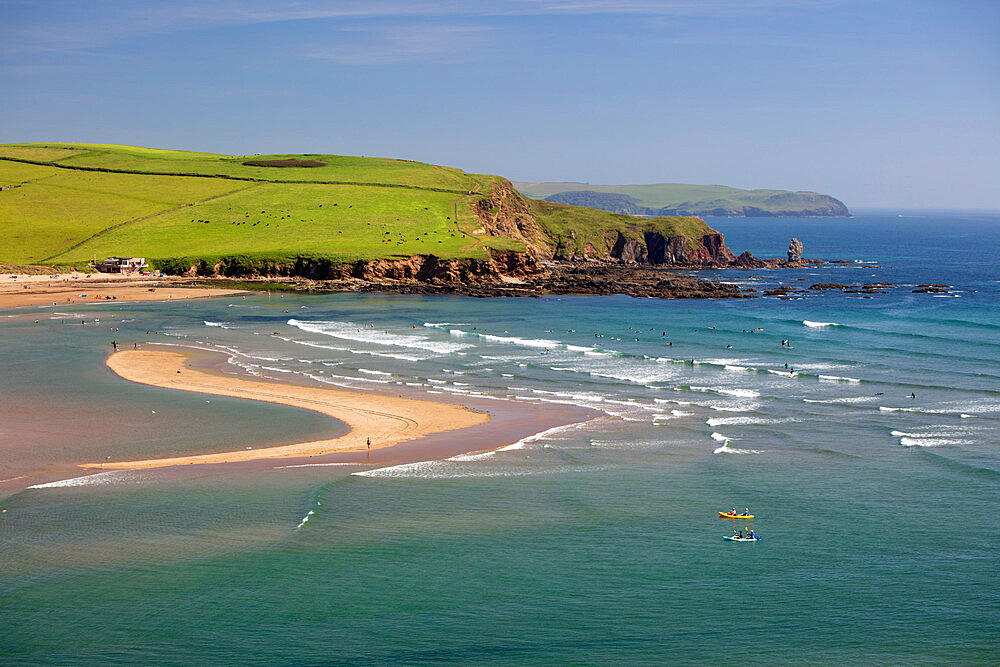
[0,160,61,187]
[54,183,482,264]
[0,143,718,272]
[0,145,91,163]
[1,143,490,191]
[3,171,240,264]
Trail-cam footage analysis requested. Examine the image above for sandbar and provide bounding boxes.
[85,350,490,469]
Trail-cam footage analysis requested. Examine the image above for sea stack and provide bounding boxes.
[788,238,803,263]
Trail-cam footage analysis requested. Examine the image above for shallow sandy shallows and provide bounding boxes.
[87,350,490,469]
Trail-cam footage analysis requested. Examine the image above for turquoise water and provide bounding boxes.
[2,212,999,663]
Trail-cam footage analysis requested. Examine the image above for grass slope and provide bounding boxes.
[2,170,239,264]
[0,143,719,271]
[529,200,707,257]
[56,183,476,265]
[0,143,488,191]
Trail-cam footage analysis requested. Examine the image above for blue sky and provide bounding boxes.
[2,0,998,208]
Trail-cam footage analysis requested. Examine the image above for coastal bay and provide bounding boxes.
[1,213,998,663]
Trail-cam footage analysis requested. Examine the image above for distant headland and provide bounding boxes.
[513,182,850,218]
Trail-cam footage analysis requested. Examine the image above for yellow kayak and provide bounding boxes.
[719,512,754,519]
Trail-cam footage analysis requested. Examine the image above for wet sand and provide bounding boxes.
[0,272,247,310]
[86,349,493,469]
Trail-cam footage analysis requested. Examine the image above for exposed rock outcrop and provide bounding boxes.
[210,262,751,299]
[534,264,746,298]
[172,250,541,284]
[788,238,803,262]
[607,230,737,266]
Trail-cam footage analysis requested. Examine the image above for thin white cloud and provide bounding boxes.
[304,24,493,65]
[4,0,851,52]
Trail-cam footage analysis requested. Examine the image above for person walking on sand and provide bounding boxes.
[367,437,371,456]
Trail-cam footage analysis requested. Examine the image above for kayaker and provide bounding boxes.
[730,507,737,515]
[744,507,750,516]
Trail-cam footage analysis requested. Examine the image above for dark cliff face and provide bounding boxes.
[609,230,737,266]
[173,251,541,283]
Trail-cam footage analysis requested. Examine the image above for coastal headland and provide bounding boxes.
[87,349,491,469]
[0,143,816,301]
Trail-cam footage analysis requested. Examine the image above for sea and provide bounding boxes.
[1,211,998,663]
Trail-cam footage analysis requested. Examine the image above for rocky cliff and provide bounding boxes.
[472,181,553,258]
[166,250,540,284]
[609,230,737,265]
[463,180,740,267]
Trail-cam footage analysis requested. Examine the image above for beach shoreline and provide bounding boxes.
[0,271,248,310]
[0,339,599,495]
[85,348,494,469]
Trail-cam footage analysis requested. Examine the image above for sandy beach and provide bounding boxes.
[0,271,247,310]
[86,349,491,469]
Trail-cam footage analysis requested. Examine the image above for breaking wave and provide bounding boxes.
[706,416,793,427]
[288,319,471,354]
[819,375,862,383]
[713,443,766,455]
[687,386,761,398]
[296,509,315,529]
[28,470,149,489]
